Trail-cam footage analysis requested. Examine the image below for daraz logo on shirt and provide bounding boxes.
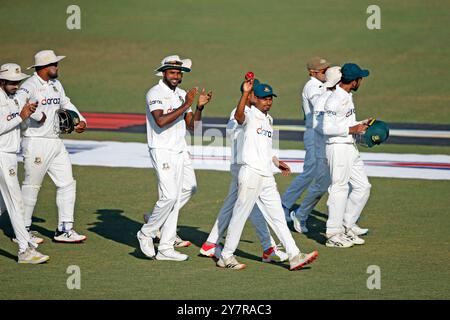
[6,112,19,121]
[40,97,60,105]
[346,108,355,117]
[256,126,272,138]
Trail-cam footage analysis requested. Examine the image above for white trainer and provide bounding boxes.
[18,247,49,264]
[137,231,155,258]
[174,234,191,247]
[156,249,189,261]
[200,242,223,258]
[13,230,44,245]
[351,224,369,236]
[283,206,292,223]
[344,228,365,245]
[326,233,354,248]
[54,229,87,243]
[262,246,289,262]
[289,251,319,271]
[216,255,246,270]
[290,211,309,233]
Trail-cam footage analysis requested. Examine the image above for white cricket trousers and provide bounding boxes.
[21,137,76,229]
[282,128,316,209]
[326,143,371,235]
[141,149,197,251]
[221,165,301,260]
[0,152,32,252]
[296,158,331,220]
[206,164,276,251]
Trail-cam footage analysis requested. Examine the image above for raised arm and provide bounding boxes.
[185,88,213,132]
[234,78,253,125]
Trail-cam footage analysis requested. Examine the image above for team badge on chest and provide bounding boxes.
[34,157,42,165]
[9,168,16,176]
[162,163,170,170]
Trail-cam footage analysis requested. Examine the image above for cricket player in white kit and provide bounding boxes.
[200,78,288,263]
[290,67,341,232]
[137,55,212,261]
[16,50,87,243]
[282,57,329,225]
[217,79,318,271]
[322,63,372,248]
[0,63,49,263]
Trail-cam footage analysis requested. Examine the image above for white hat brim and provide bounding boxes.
[0,73,30,81]
[27,55,66,70]
[323,78,340,88]
[154,58,192,75]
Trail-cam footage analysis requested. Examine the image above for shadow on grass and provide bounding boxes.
[178,225,263,263]
[286,206,328,246]
[87,209,268,264]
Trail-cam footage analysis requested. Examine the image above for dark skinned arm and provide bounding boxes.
[151,87,197,128]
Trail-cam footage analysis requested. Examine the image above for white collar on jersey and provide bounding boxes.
[250,105,272,121]
[33,72,56,86]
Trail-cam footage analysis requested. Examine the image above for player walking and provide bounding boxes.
[217,79,318,270]
[281,57,329,225]
[137,55,212,261]
[322,63,372,248]
[0,63,49,263]
[290,67,341,232]
[15,50,87,243]
[200,76,288,263]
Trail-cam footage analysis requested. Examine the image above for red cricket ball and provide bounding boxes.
[245,71,254,80]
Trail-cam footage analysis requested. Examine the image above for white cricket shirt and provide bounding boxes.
[145,79,192,152]
[16,73,86,138]
[312,90,333,158]
[302,77,326,129]
[226,106,250,165]
[323,85,359,144]
[0,88,23,153]
[241,106,274,177]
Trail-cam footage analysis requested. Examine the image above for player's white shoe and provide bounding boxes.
[156,249,189,261]
[351,225,369,236]
[216,255,246,270]
[174,234,192,248]
[290,211,309,233]
[18,247,49,264]
[13,230,44,245]
[283,206,292,223]
[289,251,319,271]
[325,233,354,248]
[262,246,289,262]
[54,229,87,243]
[200,242,222,258]
[137,230,155,258]
[344,228,365,245]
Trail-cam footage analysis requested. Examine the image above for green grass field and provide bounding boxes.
[1,0,450,123]
[1,0,449,300]
[0,167,449,300]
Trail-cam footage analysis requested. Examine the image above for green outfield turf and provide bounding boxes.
[0,167,449,299]
[1,0,449,123]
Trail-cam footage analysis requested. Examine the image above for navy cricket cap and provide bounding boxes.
[341,63,370,82]
[253,83,277,98]
[240,78,260,93]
